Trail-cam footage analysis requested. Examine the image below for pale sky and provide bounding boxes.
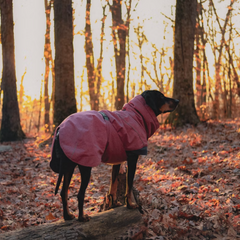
[5,0,237,110]
[10,0,175,106]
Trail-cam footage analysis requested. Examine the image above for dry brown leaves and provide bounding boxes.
[137,119,240,239]
[1,119,240,239]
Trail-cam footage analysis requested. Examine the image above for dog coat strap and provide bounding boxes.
[126,146,147,157]
[99,111,109,121]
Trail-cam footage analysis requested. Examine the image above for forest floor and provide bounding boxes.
[0,119,240,239]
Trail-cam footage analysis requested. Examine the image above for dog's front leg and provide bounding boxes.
[126,155,139,209]
[78,165,92,222]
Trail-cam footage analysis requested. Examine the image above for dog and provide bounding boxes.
[50,90,179,222]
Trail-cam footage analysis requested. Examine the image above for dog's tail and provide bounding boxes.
[54,150,65,195]
[55,172,63,195]
[54,132,64,195]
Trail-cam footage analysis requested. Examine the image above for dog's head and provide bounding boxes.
[141,90,179,116]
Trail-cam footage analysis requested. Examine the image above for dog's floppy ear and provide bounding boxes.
[141,90,163,116]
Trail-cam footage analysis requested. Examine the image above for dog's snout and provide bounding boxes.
[172,99,179,109]
[165,98,179,112]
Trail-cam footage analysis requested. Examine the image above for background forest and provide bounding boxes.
[1,0,240,139]
[1,1,240,239]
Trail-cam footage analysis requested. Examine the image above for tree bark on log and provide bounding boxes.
[1,207,143,240]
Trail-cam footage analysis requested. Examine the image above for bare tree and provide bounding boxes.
[110,0,132,110]
[85,0,106,110]
[195,6,202,110]
[85,0,97,110]
[166,0,199,126]
[96,3,107,109]
[208,0,235,119]
[19,69,27,108]
[54,0,76,127]
[134,24,147,93]
[126,4,131,102]
[143,44,167,92]
[194,0,208,119]
[44,0,53,132]
[0,0,25,141]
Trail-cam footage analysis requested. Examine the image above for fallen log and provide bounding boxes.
[1,206,144,240]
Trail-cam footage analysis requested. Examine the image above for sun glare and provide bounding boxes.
[11,0,175,106]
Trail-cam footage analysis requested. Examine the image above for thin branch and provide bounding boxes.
[160,12,174,23]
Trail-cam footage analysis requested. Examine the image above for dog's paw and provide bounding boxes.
[78,214,90,222]
[107,194,122,208]
[125,196,139,209]
[127,202,139,209]
[64,213,75,220]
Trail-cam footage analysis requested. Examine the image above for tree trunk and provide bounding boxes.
[134,24,145,93]
[37,81,43,133]
[196,0,208,120]
[0,0,25,141]
[44,0,52,133]
[1,207,143,240]
[126,11,131,103]
[54,0,76,127]
[111,0,128,110]
[195,18,201,109]
[51,58,55,120]
[85,0,98,111]
[210,0,234,119]
[19,70,26,108]
[199,0,207,108]
[95,5,106,110]
[226,16,233,118]
[228,64,232,118]
[202,53,207,105]
[166,0,199,127]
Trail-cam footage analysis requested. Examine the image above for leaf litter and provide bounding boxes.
[0,119,240,239]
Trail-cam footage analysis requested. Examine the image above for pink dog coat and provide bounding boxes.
[50,95,159,172]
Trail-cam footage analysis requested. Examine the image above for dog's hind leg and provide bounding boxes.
[108,164,122,208]
[126,155,139,209]
[78,165,92,222]
[60,161,76,220]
